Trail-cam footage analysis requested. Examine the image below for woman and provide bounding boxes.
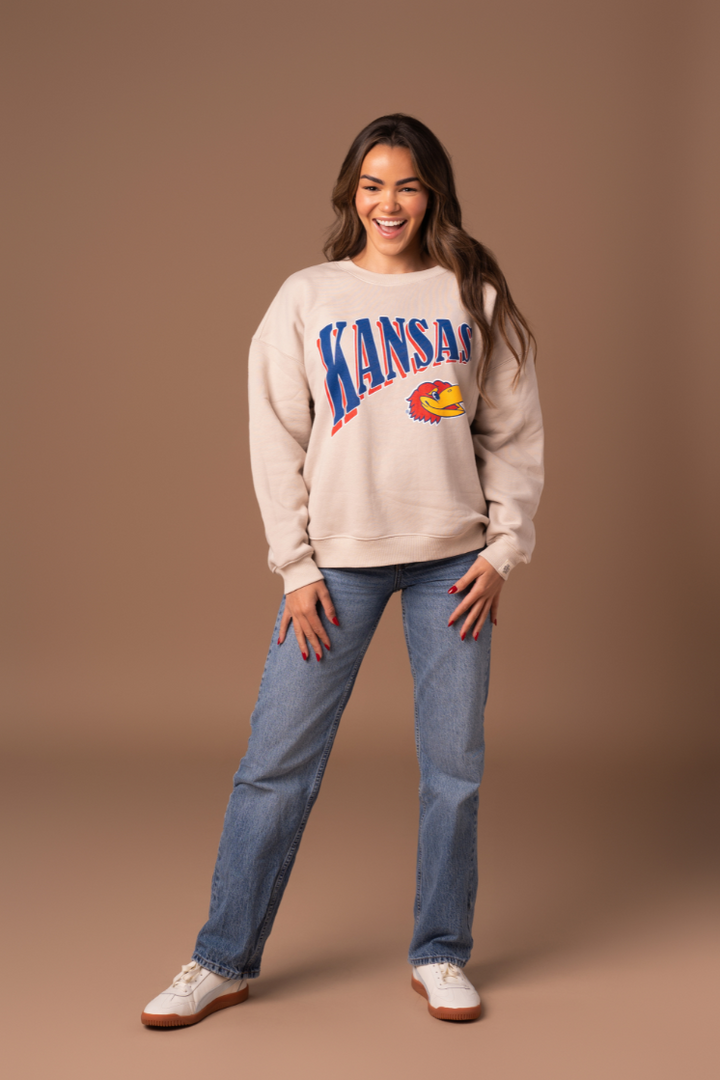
[141,113,544,1027]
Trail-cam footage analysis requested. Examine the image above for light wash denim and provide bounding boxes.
[192,549,492,979]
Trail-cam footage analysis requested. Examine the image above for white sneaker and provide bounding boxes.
[141,960,249,1027]
[411,962,482,1021]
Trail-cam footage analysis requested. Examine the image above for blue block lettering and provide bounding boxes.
[317,322,362,426]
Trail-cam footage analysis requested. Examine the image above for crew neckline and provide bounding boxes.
[335,259,449,286]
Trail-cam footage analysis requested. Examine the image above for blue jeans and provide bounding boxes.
[192,549,492,979]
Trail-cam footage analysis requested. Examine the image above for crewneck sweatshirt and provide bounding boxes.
[248,259,544,593]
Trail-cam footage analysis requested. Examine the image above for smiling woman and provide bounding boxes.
[325,114,536,403]
[141,113,544,1030]
[353,145,432,271]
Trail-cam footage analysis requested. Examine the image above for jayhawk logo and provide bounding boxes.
[406,380,465,424]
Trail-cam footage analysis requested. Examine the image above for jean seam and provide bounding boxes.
[467,787,479,937]
[260,600,286,692]
[401,589,424,923]
[245,593,392,971]
[207,603,285,921]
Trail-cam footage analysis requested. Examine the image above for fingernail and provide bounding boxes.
[447,620,453,628]
[448,586,458,594]
[460,632,466,641]
[473,632,478,641]
[331,616,340,626]
[277,639,282,646]
[302,652,308,661]
[315,652,321,661]
[493,619,497,626]
[325,641,331,650]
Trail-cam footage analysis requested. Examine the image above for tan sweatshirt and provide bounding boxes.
[248,259,544,593]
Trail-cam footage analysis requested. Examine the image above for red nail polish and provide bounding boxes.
[447,620,453,628]
[473,632,478,641]
[460,632,466,641]
[302,652,308,661]
[493,619,497,626]
[315,652,321,661]
[448,586,458,594]
[325,641,331,650]
[331,616,340,626]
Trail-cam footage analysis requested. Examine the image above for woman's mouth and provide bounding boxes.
[373,218,407,239]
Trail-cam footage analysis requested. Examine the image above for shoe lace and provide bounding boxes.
[437,963,465,985]
[172,961,202,987]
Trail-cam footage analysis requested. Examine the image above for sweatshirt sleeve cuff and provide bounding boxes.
[280,555,325,594]
[479,540,525,581]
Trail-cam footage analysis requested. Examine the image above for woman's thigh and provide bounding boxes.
[237,566,395,782]
[399,550,492,778]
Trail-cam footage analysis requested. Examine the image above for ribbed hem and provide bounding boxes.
[312,525,488,569]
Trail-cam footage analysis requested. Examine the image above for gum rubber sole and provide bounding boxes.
[141,984,249,1027]
[411,974,482,1022]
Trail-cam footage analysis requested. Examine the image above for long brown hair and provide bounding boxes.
[323,114,536,400]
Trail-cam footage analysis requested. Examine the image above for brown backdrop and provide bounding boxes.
[3,0,719,761]
[2,2,719,1078]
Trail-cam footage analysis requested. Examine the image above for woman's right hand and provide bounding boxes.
[278,579,339,661]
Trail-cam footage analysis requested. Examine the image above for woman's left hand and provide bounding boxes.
[447,555,504,640]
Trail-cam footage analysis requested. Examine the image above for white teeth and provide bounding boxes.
[375,219,405,227]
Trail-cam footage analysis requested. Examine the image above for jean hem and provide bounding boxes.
[192,952,260,981]
[409,955,468,968]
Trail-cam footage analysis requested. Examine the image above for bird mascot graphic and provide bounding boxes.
[406,380,465,424]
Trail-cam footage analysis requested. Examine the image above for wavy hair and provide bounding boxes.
[323,113,536,400]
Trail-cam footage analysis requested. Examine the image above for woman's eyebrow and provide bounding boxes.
[359,174,420,185]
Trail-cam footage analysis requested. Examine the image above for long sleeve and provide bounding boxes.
[471,324,545,579]
[247,335,324,593]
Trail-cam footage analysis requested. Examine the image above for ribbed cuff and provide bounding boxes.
[479,539,525,580]
[279,554,325,594]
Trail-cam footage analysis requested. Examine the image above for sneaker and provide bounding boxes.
[141,960,249,1027]
[411,962,482,1021]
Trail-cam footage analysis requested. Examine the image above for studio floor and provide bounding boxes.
[3,745,718,1080]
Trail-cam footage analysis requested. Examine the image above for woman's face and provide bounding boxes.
[354,144,429,262]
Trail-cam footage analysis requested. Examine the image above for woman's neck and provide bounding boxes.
[351,244,436,275]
